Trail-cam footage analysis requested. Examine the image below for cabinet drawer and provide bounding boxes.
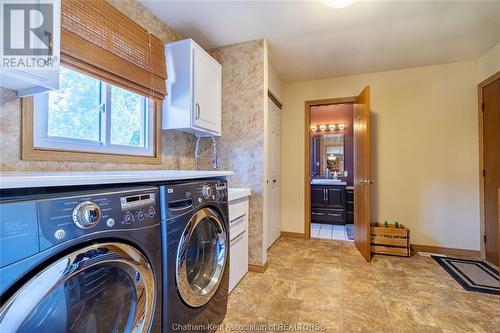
[346,202,354,212]
[230,214,247,241]
[346,190,354,202]
[229,197,249,222]
[311,209,345,224]
[229,229,248,292]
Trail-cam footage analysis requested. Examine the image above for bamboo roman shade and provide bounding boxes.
[60,0,166,100]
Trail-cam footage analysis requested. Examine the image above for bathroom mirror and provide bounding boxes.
[311,133,345,176]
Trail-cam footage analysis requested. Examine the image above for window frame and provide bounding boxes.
[22,68,162,164]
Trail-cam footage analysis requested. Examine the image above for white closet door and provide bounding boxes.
[267,97,281,248]
[192,47,221,134]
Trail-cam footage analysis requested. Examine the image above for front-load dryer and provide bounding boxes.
[0,186,162,333]
[160,179,229,333]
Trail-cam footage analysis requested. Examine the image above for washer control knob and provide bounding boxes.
[124,213,133,225]
[54,229,66,240]
[201,185,212,199]
[72,201,101,229]
[106,218,115,228]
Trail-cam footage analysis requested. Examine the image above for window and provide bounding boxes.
[32,66,155,157]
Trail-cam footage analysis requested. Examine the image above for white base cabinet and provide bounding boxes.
[163,39,222,136]
[228,188,251,293]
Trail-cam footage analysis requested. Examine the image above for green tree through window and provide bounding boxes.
[46,66,148,148]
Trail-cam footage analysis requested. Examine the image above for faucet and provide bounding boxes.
[211,135,218,169]
[194,132,219,170]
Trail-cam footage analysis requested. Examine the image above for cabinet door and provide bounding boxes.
[192,47,221,134]
[325,187,345,209]
[311,186,325,208]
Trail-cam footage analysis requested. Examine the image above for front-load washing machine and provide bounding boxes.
[160,179,229,332]
[0,186,162,333]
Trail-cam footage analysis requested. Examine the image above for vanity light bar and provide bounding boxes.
[310,123,346,131]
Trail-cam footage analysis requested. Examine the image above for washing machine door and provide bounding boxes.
[0,243,155,333]
[176,207,227,307]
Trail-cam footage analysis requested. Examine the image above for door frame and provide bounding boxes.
[478,70,500,260]
[304,96,356,239]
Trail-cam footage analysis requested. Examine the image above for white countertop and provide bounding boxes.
[228,188,251,201]
[0,170,233,189]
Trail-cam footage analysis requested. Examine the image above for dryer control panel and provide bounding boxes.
[160,180,228,221]
[37,187,159,250]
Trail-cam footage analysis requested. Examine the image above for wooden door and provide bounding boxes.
[266,97,281,248]
[483,77,500,265]
[354,86,372,261]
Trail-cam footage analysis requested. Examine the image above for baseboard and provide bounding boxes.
[411,244,481,259]
[248,262,268,273]
[280,231,306,239]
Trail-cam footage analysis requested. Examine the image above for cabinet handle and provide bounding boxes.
[195,103,200,119]
[230,230,246,243]
[329,213,342,217]
[230,214,246,225]
[312,212,324,216]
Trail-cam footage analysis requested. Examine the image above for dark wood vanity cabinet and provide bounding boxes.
[311,185,346,224]
[346,188,354,224]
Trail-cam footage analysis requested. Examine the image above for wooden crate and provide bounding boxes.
[371,223,410,257]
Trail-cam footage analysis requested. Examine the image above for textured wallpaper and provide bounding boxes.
[0,0,195,172]
[207,40,267,265]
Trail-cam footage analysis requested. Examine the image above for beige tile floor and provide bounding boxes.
[221,237,500,333]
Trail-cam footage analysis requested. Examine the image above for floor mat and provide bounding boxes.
[432,256,499,295]
[345,224,354,240]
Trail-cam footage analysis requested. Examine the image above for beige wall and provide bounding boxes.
[477,42,500,83]
[0,0,196,172]
[208,40,267,265]
[281,60,480,250]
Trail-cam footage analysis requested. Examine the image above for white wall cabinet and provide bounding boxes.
[163,39,222,136]
[0,0,60,96]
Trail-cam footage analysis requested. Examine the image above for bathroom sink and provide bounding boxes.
[311,179,347,185]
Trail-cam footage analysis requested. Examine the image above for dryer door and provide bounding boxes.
[176,207,227,307]
[0,243,155,333]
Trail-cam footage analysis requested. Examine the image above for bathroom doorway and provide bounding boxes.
[309,102,354,241]
[304,87,372,261]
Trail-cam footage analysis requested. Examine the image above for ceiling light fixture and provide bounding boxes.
[310,125,318,132]
[338,123,346,130]
[326,0,355,9]
[319,125,327,131]
[329,124,336,131]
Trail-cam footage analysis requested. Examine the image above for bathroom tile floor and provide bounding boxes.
[311,223,349,241]
[220,237,500,333]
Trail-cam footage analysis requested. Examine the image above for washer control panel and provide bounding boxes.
[197,182,227,203]
[37,187,159,250]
